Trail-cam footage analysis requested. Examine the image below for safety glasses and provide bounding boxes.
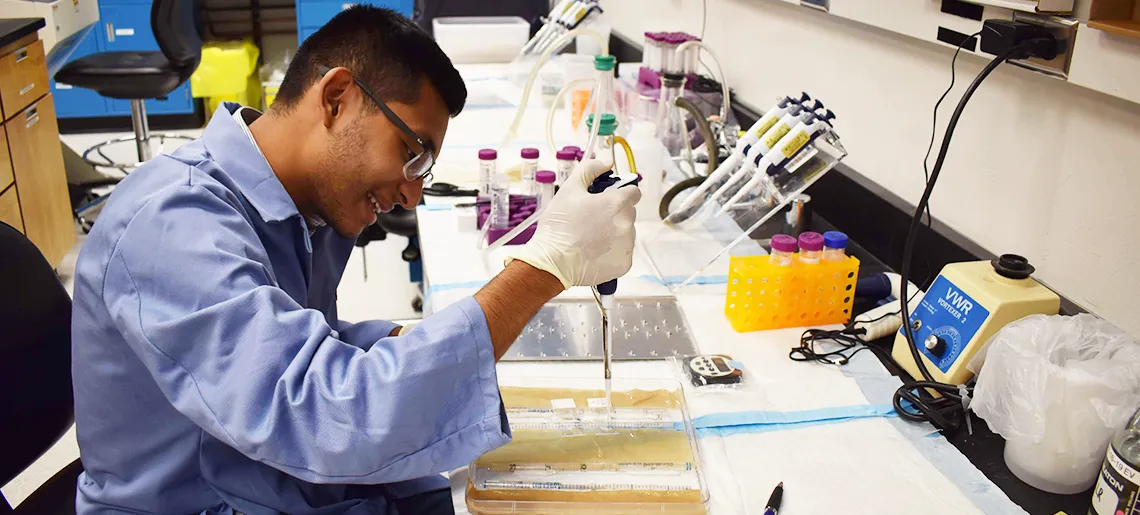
[317,65,436,183]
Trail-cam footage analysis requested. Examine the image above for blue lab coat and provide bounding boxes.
[70,103,510,514]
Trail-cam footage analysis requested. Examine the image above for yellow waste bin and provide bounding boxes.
[190,39,263,116]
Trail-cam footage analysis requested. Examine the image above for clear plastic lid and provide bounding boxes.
[466,376,709,515]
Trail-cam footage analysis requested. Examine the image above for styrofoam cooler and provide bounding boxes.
[432,16,530,64]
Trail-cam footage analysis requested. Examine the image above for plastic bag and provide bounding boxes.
[969,314,1140,493]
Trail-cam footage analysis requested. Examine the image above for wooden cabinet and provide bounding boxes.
[0,39,49,120]
[0,125,12,190]
[0,185,23,233]
[0,31,74,265]
[6,95,73,264]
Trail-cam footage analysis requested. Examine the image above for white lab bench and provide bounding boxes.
[416,64,1026,515]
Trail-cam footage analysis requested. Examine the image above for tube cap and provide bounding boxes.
[536,170,556,184]
[562,145,581,153]
[478,149,497,160]
[521,147,540,159]
[556,149,577,160]
[798,232,825,252]
[594,55,616,71]
[585,113,618,136]
[771,234,797,253]
[575,150,584,161]
[823,231,848,249]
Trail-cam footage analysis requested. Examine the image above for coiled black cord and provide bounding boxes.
[895,38,1053,433]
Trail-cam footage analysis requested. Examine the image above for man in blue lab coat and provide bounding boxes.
[70,6,639,514]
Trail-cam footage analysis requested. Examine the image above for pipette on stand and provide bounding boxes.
[531,1,601,56]
[518,0,574,57]
[703,100,824,211]
[714,110,836,217]
[666,94,810,223]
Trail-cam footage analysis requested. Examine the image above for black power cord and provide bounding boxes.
[895,35,1058,433]
[922,32,981,231]
[791,298,919,366]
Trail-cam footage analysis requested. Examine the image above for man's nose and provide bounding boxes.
[400,181,423,209]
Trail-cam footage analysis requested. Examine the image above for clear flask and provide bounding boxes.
[655,74,688,159]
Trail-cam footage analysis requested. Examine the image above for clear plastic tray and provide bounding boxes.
[466,377,709,515]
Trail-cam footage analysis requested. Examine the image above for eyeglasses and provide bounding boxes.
[317,65,436,183]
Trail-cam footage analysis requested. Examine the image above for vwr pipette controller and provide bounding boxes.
[588,170,640,381]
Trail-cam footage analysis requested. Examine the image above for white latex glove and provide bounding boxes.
[506,159,641,289]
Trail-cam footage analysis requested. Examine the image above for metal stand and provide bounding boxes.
[130,99,152,162]
[81,98,193,173]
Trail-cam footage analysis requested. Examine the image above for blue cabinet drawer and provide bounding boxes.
[298,26,320,44]
[365,0,413,16]
[107,82,194,115]
[297,1,357,29]
[54,18,109,118]
[297,0,414,31]
[52,81,109,118]
[100,5,160,52]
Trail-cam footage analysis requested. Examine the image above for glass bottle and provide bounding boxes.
[1089,406,1140,515]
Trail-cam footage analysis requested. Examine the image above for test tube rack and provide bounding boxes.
[724,255,860,332]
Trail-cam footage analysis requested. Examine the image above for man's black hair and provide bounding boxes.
[273,6,466,116]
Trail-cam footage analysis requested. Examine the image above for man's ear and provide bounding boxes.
[318,67,353,128]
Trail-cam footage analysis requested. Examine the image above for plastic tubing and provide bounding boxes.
[676,40,730,121]
[499,27,609,151]
[547,77,598,155]
[674,96,718,177]
[613,135,638,175]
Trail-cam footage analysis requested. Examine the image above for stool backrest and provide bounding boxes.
[152,0,203,71]
[0,222,74,487]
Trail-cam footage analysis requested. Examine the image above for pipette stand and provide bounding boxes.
[641,129,848,292]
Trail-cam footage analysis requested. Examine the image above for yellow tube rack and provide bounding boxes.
[725,254,860,332]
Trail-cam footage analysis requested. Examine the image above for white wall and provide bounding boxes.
[604,0,1140,335]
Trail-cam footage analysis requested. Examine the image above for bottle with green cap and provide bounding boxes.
[590,54,626,136]
[585,113,619,167]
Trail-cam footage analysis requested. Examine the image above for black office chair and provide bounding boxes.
[55,0,202,170]
[0,222,80,514]
[356,207,423,311]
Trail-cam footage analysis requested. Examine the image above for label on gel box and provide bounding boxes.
[551,398,576,410]
[587,397,611,408]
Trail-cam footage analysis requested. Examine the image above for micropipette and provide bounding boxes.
[714,111,836,216]
[665,94,811,223]
[519,0,574,56]
[588,170,640,388]
[703,103,824,211]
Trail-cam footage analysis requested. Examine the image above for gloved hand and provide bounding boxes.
[506,159,640,289]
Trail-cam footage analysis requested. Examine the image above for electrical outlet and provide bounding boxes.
[801,0,829,12]
[1009,12,1078,79]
